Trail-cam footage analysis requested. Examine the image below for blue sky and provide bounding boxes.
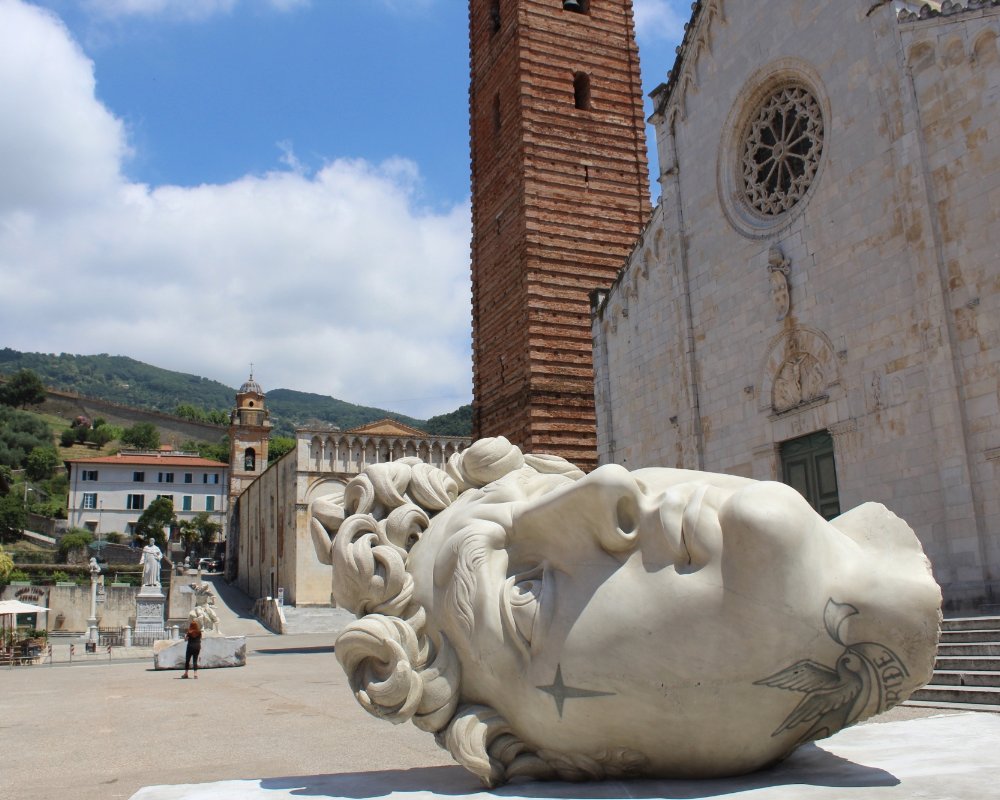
[0,0,687,419]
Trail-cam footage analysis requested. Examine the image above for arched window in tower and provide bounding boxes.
[492,92,501,135]
[574,72,591,110]
[489,0,501,34]
[244,447,256,472]
[563,0,589,13]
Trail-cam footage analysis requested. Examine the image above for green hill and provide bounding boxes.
[0,348,471,437]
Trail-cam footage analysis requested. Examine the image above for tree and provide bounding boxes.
[0,544,13,581]
[134,497,175,547]
[178,512,221,557]
[121,422,160,450]
[26,446,59,481]
[0,406,52,469]
[89,426,114,447]
[58,529,94,563]
[0,491,27,540]
[0,369,46,409]
[268,436,295,461]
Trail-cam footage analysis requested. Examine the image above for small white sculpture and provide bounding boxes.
[310,437,941,787]
[88,556,101,576]
[188,582,221,635]
[139,538,162,587]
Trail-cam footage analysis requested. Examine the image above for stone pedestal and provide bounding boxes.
[152,636,247,670]
[135,586,166,636]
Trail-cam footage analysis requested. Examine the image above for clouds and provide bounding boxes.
[81,0,306,22]
[633,0,688,45]
[0,0,128,213]
[0,0,471,419]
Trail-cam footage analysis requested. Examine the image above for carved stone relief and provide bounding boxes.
[759,326,839,414]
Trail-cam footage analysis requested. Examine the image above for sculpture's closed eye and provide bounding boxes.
[503,566,544,651]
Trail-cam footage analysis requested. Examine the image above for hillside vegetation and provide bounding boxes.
[0,348,471,436]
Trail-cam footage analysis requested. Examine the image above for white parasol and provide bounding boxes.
[0,599,49,615]
[0,599,49,645]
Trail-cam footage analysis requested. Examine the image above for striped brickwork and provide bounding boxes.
[469,0,650,471]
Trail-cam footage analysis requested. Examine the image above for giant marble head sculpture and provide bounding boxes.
[310,437,940,787]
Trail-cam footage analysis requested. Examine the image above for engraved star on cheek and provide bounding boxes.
[536,664,615,718]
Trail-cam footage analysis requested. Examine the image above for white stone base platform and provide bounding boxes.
[130,711,999,800]
[152,635,246,669]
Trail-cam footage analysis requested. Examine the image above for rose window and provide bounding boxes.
[741,86,823,216]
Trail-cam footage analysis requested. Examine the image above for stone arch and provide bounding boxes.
[418,441,430,462]
[907,40,937,75]
[310,436,323,470]
[973,29,999,65]
[304,477,346,504]
[325,436,337,471]
[942,36,965,68]
[431,442,443,467]
[641,247,653,278]
[338,436,350,472]
[757,326,840,414]
[653,228,665,261]
[404,440,417,458]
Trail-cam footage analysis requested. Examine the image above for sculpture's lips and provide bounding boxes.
[680,484,709,568]
[649,482,714,570]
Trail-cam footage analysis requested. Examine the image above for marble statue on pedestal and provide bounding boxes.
[310,437,941,788]
[139,538,162,587]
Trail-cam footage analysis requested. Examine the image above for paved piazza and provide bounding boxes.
[1,632,998,800]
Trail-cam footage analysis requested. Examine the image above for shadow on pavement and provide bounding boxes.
[253,645,335,656]
[257,745,898,798]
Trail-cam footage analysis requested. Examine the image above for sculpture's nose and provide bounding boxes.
[511,464,680,559]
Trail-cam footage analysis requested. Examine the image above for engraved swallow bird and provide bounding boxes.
[754,651,865,744]
[755,599,911,745]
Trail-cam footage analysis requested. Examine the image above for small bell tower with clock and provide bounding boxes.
[228,370,272,503]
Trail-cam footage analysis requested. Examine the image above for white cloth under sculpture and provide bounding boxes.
[139,540,162,587]
[309,437,942,788]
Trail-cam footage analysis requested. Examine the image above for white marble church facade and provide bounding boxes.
[592,0,1000,610]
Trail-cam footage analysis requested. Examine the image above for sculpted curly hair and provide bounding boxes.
[309,437,647,786]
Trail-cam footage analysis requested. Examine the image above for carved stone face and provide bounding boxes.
[406,464,940,778]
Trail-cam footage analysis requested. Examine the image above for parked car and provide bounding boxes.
[197,557,220,572]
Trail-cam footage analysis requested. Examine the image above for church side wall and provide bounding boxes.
[593,1,998,608]
[900,9,1000,605]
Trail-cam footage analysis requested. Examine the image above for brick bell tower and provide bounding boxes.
[228,371,272,503]
[469,0,650,471]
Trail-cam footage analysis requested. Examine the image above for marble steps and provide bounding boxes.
[940,615,1000,632]
[280,606,355,636]
[937,628,1000,643]
[908,684,1000,706]
[934,642,1000,656]
[906,616,1000,710]
[931,669,1000,687]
